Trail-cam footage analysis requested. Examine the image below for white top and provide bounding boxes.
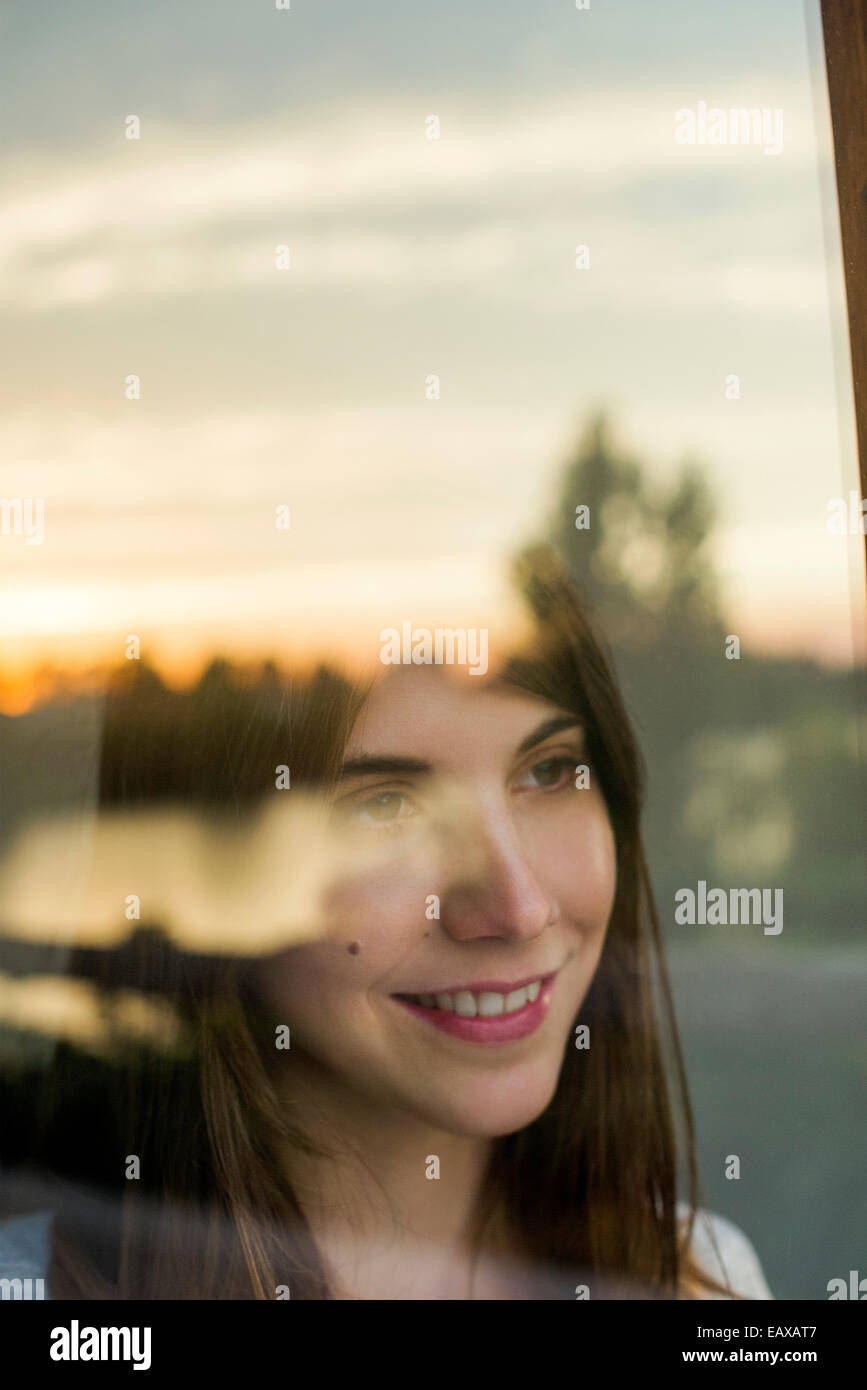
[0,1206,773,1299]
[679,1204,773,1299]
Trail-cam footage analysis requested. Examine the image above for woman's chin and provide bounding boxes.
[418,1069,561,1139]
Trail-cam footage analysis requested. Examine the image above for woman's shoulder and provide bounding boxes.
[0,1203,774,1302]
[0,1210,53,1294]
[678,1202,774,1300]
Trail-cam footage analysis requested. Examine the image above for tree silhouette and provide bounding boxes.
[516,411,723,651]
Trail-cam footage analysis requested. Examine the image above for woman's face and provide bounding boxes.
[252,665,617,1138]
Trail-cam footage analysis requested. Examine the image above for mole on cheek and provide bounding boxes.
[347,941,362,956]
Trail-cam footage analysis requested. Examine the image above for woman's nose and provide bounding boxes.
[439,795,558,943]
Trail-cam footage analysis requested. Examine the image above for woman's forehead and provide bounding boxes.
[344,667,576,760]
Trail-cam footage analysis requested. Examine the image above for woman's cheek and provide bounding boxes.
[275,867,434,1004]
[245,848,433,1028]
[327,876,424,939]
[543,797,617,928]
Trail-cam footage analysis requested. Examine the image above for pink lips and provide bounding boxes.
[392,973,558,1044]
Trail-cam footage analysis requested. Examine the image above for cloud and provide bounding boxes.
[0,84,820,313]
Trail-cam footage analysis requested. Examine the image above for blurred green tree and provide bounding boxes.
[520,410,723,650]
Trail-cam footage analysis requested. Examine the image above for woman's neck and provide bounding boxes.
[270,1055,499,1299]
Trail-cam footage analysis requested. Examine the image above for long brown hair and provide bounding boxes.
[46,547,731,1299]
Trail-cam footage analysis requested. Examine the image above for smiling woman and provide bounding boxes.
[4,549,772,1300]
[264,671,617,1151]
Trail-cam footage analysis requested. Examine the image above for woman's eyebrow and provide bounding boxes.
[339,719,581,778]
[338,755,433,780]
[515,715,582,756]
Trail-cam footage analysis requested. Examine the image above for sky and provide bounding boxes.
[1,0,864,712]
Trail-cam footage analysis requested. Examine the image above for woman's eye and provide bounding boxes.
[518,757,572,790]
[346,791,416,829]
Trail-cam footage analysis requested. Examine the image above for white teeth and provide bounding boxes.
[478,991,505,1018]
[453,991,477,1017]
[505,987,529,1012]
[412,981,544,1016]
